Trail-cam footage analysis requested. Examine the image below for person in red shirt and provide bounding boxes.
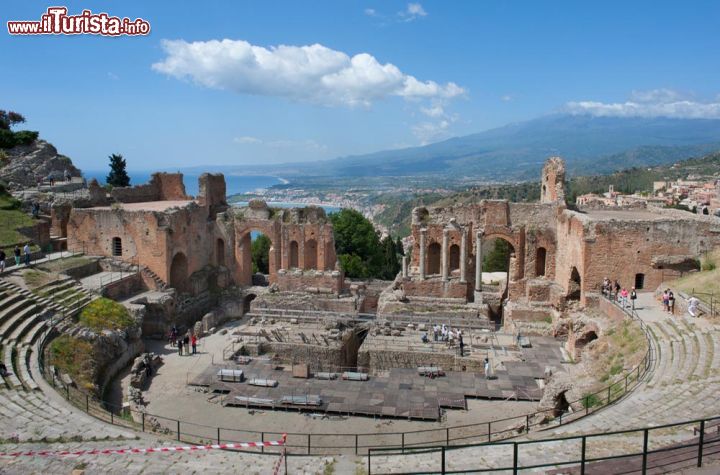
[191,334,197,355]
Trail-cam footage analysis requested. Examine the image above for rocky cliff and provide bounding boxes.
[1,139,81,189]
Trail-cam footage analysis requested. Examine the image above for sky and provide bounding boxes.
[2,1,720,171]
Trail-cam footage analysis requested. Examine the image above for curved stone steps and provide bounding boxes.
[21,319,47,347]
[6,309,47,344]
[2,345,23,389]
[0,298,33,330]
[0,303,41,342]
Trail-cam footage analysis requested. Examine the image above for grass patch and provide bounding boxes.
[21,269,55,289]
[671,250,720,297]
[48,334,95,391]
[79,297,135,332]
[590,319,647,386]
[581,393,602,409]
[38,256,93,273]
[0,194,38,249]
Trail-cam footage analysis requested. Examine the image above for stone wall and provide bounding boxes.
[110,173,190,203]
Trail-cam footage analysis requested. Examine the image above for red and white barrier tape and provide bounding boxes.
[0,434,287,458]
[272,448,286,475]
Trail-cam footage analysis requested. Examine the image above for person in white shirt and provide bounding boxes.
[688,297,701,318]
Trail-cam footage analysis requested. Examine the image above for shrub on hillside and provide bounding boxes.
[0,129,39,148]
[48,335,95,391]
[79,297,135,332]
[701,255,717,271]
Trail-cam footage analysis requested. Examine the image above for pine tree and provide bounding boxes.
[106,153,130,188]
[395,237,404,256]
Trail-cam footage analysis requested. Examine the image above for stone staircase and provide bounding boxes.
[140,266,167,291]
[0,277,133,442]
[32,276,97,316]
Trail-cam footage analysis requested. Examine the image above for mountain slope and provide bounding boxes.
[224,115,720,180]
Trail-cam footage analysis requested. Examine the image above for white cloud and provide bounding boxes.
[400,3,427,21]
[566,89,720,119]
[500,94,513,102]
[233,136,327,152]
[364,8,377,16]
[153,39,463,107]
[421,104,445,117]
[107,72,119,80]
[233,136,261,144]
[412,119,451,145]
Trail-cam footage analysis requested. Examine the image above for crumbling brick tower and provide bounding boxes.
[541,157,566,204]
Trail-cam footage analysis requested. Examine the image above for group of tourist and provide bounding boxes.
[660,288,676,314]
[421,324,466,356]
[169,326,198,356]
[0,243,33,274]
[601,278,638,310]
[35,170,73,187]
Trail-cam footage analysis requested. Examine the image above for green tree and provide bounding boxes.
[251,234,271,274]
[483,239,512,272]
[380,236,401,279]
[395,237,404,256]
[106,153,130,187]
[330,209,383,278]
[0,111,25,130]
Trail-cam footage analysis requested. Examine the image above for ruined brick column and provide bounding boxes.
[402,255,408,278]
[441,228,449,281]
[460,228,467,283]
[474,231,483,303]
[419,228,427,280]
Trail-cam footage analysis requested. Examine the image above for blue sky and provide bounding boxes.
[2,1,720,171]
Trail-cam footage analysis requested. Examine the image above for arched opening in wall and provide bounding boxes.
[305,239,318,270]
[112,237,122,257]
[169,252,189,293]
[216,238,225,267]
[289,241,299,269]
[251,231,271,286]
[243,294,256,315]
[449,244,460,272]
[482,238,514,298]
[568,266,582,301]
[536,247,547,277]
[634,273,645,290]
[427,242,441,275]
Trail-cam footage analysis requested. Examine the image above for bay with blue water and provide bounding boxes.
[84,171,341,215]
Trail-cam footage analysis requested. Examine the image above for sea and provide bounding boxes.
[84,171,340,214]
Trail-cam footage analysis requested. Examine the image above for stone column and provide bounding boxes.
[419,229,427,280]
[460,228,467,283]
[402,255,408,278]
[441,228,449,281]
[474,231,483,303]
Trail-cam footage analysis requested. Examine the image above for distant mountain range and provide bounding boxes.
[187,115,720,181]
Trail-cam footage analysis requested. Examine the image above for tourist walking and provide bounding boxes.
[177,339,183,356]
[613,280,621,300]
[662,289,670,313]
[668,289,675,314]
[620,288,629,308]
[170,325,178,347]
[23,243,31,266]
[13,245,20,267]
[191,334,197,355]
[0,249,6,274]
[484,357,490,379]
[458,333,464,357]
[183,334,190,355]
[630,287,637,310]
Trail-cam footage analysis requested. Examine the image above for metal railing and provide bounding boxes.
[367,416,720,474]
[34,292,653,455]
